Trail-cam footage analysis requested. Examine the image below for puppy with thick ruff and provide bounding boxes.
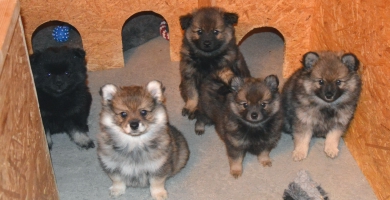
[196,75,282,178]
[29,46,94,149]
[179,7,251,119]
[97,81,189,200]
[281,51,362,161]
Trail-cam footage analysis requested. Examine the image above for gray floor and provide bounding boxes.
[49,33,376,200]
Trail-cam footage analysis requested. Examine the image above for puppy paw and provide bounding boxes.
[292,150,307,162]
[109,184,126,198]
[195,121,205,135]
[187,112,196,120]
[324,146,339,158]
[257,151,272,167]
[260,160,272,167]
[182,107,190,117]
[182,108,197,119]
[195,130,204,135]
[151,188,168,200]
[46,132,53,150]
[229,162,242,179]
[230,169,242,179]
[72,132,95,149]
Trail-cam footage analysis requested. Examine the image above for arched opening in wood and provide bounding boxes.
[239,27,285,84]
[31,21,83,53]
[121,11,169,63]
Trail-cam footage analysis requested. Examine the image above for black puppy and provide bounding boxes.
[30,46,94,150]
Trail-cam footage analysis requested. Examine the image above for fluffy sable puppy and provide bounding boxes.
[29,46,94,150]
[179,7,251,119]
[195,75,282,178]
[281,51,362,161]
[97,81,190,200]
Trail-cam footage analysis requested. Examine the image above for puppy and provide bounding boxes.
[97,81,190,200]
[179,7,251,119]
[196,75,282,178]
[29,46,94,149]
[281,51,362,161]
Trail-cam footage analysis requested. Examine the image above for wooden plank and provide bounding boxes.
[310,1,390,199]
[198,0,212,7]
[0,2,59,199]
[0,0,19,69]
[19,0,199,71]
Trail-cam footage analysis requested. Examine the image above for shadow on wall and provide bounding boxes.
[239,27,285,84]
[31,21,83,53]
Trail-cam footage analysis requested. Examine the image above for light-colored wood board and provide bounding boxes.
[310,1,390,199]
[0,15,59,200]
[214,0,315,78]
[20,0,199,71]
[0,0,19,69]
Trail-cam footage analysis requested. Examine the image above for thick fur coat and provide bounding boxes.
[281,51,362,161]
[195,76,282,178]
[29,46,94,149]
[179,7,251,119]
[97,81,189,200]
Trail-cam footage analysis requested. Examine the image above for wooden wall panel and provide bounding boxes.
[198,0,212,7]
[310,1,390,199]
[20,0,198,71]
[214,0,315,78]
[0,0,59,199]
[16,1,390,198]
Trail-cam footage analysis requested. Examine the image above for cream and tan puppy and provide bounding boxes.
[97,81,189,200]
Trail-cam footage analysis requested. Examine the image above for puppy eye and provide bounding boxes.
[241,102,248,108]
[319,79,324,85]
[213,30,219,35]
[47,73,52,77]
[65,71,70,76]
[336,80,342,86]
[197,30,203,35]
[261,103,267,108]
[140,110,148,116]
[120,112,127,118]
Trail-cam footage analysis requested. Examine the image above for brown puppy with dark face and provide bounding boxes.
[281,51,362,161]
[179,7,251,119]
[195,75,282,178]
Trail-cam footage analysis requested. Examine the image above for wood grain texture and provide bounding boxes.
[0,0,19,69]
[214,0,315,78]
[0,7,59,200]
[16,1,389,198]
[20,0,198,71]
[198,0,211,7]
[310,1,390,199]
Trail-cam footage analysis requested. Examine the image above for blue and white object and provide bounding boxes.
[52,25,70,42]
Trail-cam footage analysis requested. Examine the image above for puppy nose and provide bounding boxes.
[325,92,334,99]
[251,112,258,120]
[129,120,139,130]
[203,41,211,47]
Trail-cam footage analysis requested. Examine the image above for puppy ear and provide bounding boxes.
[146,80,165,103]
[230,77,244,92]
[302,52,319,71]
[264,75,279,92]
[223,12,238,25]
[341,53,359,71]
[73,48,86,58]
[179,14,193,30]
[100,84,117,104]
